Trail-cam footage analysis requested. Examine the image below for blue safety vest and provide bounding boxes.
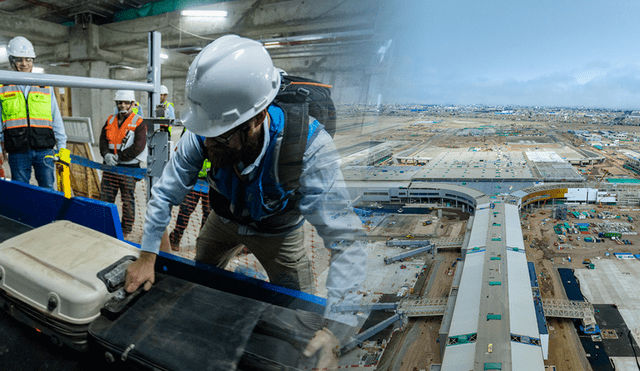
[201,105,320,232]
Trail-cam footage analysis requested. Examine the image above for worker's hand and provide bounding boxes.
[125,251,156,293]
[104,153,118,166]
[303,328,339,370]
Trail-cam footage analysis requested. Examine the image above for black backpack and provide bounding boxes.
[206,75,337,227]
[274,75,337,191]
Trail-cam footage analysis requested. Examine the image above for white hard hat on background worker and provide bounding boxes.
[8,36,36,58]
[115,90,136,102]
[113,90,143,116]
[181,34,280,138]
[7,36,36,72]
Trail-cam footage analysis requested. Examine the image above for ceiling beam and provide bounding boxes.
[0,11,68,44]
[98,0,378,51]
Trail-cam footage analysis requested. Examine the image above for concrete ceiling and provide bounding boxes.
[0,0,158,26]
[0,0,388,79]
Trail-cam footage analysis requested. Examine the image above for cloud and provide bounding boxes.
[384,62,640,109]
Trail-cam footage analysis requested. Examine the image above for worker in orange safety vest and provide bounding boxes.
[99,90,147,236]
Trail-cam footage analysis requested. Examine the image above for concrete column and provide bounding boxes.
[68,25,113,147]
[69,61,111,145]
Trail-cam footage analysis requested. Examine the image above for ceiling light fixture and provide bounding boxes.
[160,53,168,59]
[181,10,227,17]
[109,65,135,70]
[263,42,281,49]
[32,67,44,74]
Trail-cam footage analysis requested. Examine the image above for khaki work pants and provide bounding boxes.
[195,214,315,294]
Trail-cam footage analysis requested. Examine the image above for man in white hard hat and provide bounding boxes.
[99,90,147,236]
[112,93,144,117]
[125,35,366,366]
[0,36,67,190]
[160,85,175,120]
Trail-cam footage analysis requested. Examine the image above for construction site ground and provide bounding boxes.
[526,204,640,371]
[372,202,640,371]
[5,115,640,370]
[370,211,469,371]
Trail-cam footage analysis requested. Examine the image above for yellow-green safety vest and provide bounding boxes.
[0,85,55,153]
[199,159,211,178]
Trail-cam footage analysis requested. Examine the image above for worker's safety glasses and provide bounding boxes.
[14,58,33,64]
[210,124,246,145]
[115,101,133,106]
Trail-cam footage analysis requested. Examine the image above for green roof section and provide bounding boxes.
[607,178,640,183]
[484,363,502,370]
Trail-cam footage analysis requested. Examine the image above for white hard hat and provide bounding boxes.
[160,85,169,95]
[182,35,281,137]
[114,90,136,102]
[8,36,36,58]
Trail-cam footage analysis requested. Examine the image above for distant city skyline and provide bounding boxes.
[380,1,640,110]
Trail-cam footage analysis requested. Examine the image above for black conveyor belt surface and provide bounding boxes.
[0,215,33,243]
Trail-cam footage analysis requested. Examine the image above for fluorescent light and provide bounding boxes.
[32,67,44,73]
[160,53,168,59]
[181,10,227,17]
[0,47,6,55]
[109,65,135,70]
[264,43,282,49]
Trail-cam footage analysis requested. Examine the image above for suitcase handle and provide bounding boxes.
[100,285,146,320]
[97,256,137,292]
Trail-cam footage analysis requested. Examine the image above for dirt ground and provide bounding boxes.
[375,211,462,371]
[525,204,640,370]
[379,203,640,371]
[377,251,460,371]
[369,212,467,240]
[545,318,594,371]
[524,207,640,273]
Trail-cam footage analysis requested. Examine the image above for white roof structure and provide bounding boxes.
[512,343,546,370]
[504,205,525,249]
[441,202,545,370]
[467,208,489,248]
[441,343,476,370]
[448,250,484,335]
[525,150,566,163]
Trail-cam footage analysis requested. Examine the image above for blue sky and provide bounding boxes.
[380,0,640,109]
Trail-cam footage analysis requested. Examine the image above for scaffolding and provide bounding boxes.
[383,245,433,264]
[338,313,404,356]
[0,31,165,201]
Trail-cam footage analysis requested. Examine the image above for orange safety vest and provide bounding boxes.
[105,113,144,164]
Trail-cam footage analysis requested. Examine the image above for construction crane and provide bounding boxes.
[595,169,611,188]
[593,169,612,207]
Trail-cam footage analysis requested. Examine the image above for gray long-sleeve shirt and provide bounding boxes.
[141,111,366,307]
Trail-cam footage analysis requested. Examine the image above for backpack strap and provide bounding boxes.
[276,101,309,193]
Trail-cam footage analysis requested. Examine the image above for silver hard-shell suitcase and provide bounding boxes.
[0,220,140,350]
